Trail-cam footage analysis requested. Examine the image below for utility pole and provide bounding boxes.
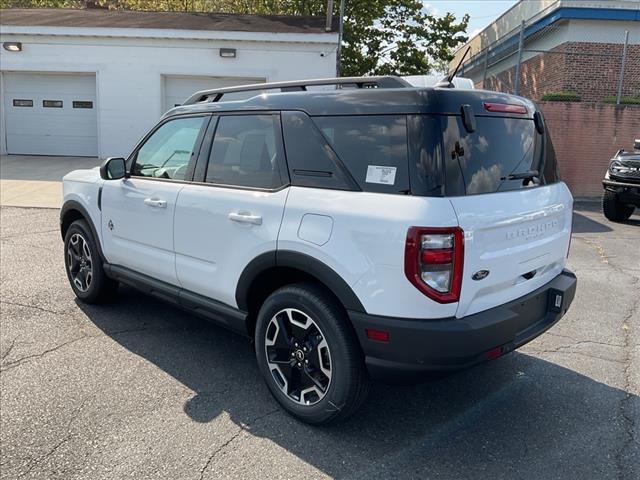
[325,0,334,32]
[616,30,629,105]
[336,0,345,77]
[514,20,525,96]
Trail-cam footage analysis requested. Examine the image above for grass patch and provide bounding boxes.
[540,91,582,102]
[601,95,640,105]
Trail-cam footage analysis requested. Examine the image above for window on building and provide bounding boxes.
[13,99,33,107]
[72,101,93,109]
[43,100,63,108]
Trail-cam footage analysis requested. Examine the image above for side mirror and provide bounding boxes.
[100,157,127,180]
[634,139,639,152]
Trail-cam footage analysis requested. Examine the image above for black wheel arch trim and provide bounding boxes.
[60,200,105,261]
[235,250,366,313]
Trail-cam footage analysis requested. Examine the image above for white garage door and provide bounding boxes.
[2,72,97,156]
[163,75,265,113]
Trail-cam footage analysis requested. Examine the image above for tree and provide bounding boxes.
[1,0,469,76]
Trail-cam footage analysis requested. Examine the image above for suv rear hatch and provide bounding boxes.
[425,102,573,318]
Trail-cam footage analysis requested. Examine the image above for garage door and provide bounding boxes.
[2,73,97,156]
[163,75,265,113]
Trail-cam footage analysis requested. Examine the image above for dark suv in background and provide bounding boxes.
[602,139,640,222]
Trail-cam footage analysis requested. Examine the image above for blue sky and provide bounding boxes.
[424,1,519,38]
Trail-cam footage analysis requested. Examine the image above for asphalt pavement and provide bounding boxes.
[0,203,638,480]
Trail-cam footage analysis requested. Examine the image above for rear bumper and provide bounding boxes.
[348,269,577,383]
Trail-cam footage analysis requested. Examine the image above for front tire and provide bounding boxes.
[255,283,370,425]
[602,190,634,222]
[64,220,118,304]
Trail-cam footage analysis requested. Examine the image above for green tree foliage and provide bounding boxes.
[1,0,469,76]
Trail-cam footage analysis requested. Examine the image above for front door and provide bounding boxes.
[101,115,209,285]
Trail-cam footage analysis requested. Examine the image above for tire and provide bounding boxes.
[63,220,118,304]
[254,282,370,425]
[602,190,635,222]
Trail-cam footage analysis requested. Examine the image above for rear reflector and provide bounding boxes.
[486,347,503,360]
[483,102,527,115]
[366,329,389,343]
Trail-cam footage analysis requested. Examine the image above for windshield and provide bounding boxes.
[439,115,559,196]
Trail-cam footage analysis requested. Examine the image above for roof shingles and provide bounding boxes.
[0,8,337,34]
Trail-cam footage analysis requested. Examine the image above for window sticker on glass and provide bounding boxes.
[366,165,397,185]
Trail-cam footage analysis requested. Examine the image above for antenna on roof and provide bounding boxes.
[436,46,471,88]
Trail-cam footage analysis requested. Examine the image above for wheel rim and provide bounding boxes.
[67,233,93,293]
[264,308,332,406]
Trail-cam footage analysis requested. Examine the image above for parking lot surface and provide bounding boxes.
[1,203,638,480]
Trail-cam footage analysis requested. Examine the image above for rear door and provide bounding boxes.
[174,113,289,308]
[439,114,573,318]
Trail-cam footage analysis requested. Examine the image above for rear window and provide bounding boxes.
[313,115,410,194]
[440,115,560,196]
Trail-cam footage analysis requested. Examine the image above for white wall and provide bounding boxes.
[0,29,338,157]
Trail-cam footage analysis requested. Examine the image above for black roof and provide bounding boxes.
[0,8,337,34]
[164,85,536,119]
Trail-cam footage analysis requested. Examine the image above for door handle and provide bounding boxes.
[228,211,262,225]
[144,198,167,208]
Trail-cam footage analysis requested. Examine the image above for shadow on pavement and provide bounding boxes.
[76,288,637,479]
[573,201,640,230]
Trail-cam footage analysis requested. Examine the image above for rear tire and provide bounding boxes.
[254,283,370,425]
[602,190,634,222]
[64,220,118,304]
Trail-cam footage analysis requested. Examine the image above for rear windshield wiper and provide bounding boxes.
[502,169,539,181]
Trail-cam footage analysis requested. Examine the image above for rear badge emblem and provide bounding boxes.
[472,270,490,281]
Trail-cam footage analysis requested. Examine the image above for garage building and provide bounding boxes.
[0,8,339,158]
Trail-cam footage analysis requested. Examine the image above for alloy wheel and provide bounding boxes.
[67,233,93,293]
[264,308,332,406]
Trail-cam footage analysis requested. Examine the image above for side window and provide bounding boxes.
[131,116,206,180]
[205,115,284,189]
[313,115,410,194]
[281,111,358,191]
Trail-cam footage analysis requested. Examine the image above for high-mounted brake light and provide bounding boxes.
[404,227,464,303]
[483,102,527,115]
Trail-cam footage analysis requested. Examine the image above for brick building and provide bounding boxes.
[449,0,640,198]
[451,0,640,102]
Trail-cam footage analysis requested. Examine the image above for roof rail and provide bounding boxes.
[182,76,412,105]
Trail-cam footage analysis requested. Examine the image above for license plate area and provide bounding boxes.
[547,289,564,314]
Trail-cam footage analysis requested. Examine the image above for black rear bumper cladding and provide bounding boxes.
[348,269,577,383]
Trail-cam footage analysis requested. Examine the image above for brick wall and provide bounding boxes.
[539,102,640,198]
[483,41,640,102]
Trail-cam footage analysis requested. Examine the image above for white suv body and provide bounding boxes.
[61,77,577,424]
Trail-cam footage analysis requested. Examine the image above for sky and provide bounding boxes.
[424,0,520,38]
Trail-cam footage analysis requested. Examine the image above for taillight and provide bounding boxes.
[404,227,464,303]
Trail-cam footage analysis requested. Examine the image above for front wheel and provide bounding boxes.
[602,190,635,222]
[64,220,118,304]
[254,283,370,425]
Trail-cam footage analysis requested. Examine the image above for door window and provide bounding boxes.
[205,115,284,189]
[131,116,206,181]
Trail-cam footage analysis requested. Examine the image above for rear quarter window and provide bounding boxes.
[313,115,410,194]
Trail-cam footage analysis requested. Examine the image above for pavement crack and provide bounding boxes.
[0,335,90,372]
[197,408,279,480]
[15,395,91,478]
[0,228,59,240]
[0,300,72,316]
[615,292,639,480]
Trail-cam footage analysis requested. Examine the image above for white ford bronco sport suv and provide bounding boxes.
[61,76,577,424]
